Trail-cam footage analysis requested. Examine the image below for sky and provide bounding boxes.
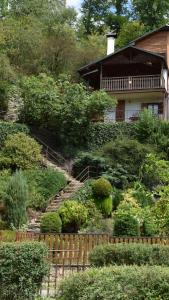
[67,0,82,11]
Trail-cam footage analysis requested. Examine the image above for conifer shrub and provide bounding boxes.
[58,265,169,300]
[0,242,48,300]
[94,196,112,217]
[89,243,169,267]
[5,170,28,229]
[40,212,62,233]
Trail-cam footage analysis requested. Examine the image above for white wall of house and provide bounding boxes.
[105,91,165,122]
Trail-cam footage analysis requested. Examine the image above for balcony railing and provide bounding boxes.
[104,109,164,122]
[101,75,165,91]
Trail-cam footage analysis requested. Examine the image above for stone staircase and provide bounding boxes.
[28,157,83,231]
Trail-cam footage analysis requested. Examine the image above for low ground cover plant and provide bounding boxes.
[89,243,169,267]
[58,265,169,300]
[0,242,48,300]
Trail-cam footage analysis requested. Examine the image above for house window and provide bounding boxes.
[147,104,159,115]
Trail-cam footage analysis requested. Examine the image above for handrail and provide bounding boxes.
[75,165,98,182]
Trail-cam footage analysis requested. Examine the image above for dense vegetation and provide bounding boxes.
[58,265,169,300]
[0,242,48,300]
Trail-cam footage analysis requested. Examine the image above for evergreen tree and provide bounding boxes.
[5,171,28,228]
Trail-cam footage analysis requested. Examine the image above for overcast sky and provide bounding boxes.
[67,0,82,11]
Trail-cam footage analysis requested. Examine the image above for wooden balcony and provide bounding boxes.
[101,75,165,92]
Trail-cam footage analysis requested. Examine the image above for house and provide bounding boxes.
[78,25,169,122]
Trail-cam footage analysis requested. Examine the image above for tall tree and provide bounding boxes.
[81,0,112,35]
[133,0,169,29]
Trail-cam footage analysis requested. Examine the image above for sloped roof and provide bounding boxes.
[78,45,167,73]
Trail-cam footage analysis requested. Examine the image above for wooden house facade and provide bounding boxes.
[79,25,169,122]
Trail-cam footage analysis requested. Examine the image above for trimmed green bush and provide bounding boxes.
[86,122,136,150]
[40,212,62,233]
[95,196,112,217]
[0,242,48,300]
[114,214,140,236]
[58,265,169,300]
[92,178,112,198]
[89,243,169,267]
[0,121,29,147]
[58,200,88,233]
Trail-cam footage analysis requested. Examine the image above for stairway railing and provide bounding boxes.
[75,166,99,182]
[32,134,72,173]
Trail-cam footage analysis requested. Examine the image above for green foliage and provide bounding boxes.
[58,200,88,233]
[0,121,29,147]
[112,188,123,210]
[116,21,145,48]
[80,218,114,235]
[40,212,62,233]
[92,178,112,199]
[140,153,169,189]
[20,75,116,147]
[133,0,169,29]
[132,181,154,207]
[89,243,169,267]
[4,171,28,229]
[23,168,67,211]
[0,242,48,300]
[94,196,112,217]
[101,137,153,176]
[114,214,140,236]
[73,152,108,178]
[0,132,42,170]
[72,180,93,203]
[58,265,169,300]
[86,122,136,150]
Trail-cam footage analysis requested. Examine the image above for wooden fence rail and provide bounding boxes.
[14,232,169,266]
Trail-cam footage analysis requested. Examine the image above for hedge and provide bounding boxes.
[0,242,49,300]
[89,243,169,267]
[86,122,136,150]
[0,121,29,147]
[58,265,169,300]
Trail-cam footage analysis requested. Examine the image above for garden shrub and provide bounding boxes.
[0,242,48,300]
[23,168,67,211]
[40,212,62,233]
[86,122,136,150]
[101,138,153,176]
[58,200,88,233]
[58,265,169,300]
[132,181,154,207]
[94,196,112,217]
[89,243,169,267]
[92,178,112,199]
[72,179,93,203]
[114,214,140,236]
[4,170,28,229]
[0,132,42,170]
[80,218,114,235]
[140,153,169,189]
[0,121,29,147]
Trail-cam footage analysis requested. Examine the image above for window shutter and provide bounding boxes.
[158,102,163,114]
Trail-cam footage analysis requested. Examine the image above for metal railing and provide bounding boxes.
[101,75,165,91]
[105,109,164,122]
[75,166,99,182]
